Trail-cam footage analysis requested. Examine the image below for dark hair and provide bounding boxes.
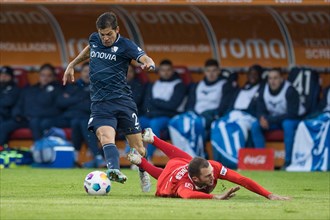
[96,12,118,30]
[269,67,283,76]
[39,63,56,76]
[249,64,263,76]
[0,66,14,77]
[188,157,210,178]
[159,59,173,66]
[205,59,219,68]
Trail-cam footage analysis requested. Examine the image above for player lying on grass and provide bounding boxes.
[128,128,291,200]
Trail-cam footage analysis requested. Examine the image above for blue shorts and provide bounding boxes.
[87,98,141,135]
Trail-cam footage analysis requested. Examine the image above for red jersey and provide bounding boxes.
[156,158,271,199]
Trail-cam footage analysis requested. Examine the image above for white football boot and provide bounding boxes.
[139,170,151,193]
[127,149,151,193]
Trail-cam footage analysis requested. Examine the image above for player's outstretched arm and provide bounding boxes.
[220,167,290,200]
[267,194,291,200]
[63,45,90,85]
[139,54,155,71]
[212,186,240,200]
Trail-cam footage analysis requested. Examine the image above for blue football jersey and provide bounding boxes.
[88,33,145,101]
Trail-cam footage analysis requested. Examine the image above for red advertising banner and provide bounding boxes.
[238,148,275,170]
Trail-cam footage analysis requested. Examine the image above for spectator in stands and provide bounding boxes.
[127,65,146,115]
[286,85,330,171]
[210,64,264,168]
[0,66,20,124]
[51,62,104,168]
[250,68,303,167]
[168,59,236,158]
[140,59,187,160]
[0,63,61,145]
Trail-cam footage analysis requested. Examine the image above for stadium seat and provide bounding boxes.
[174,66,192,85]
[63,128,72,140]
[264,130,284,142]
[55,66,65,82]
[10,128,72,140]
[134,67,149,84]
[10,128,33,139]
[13,68,29,88]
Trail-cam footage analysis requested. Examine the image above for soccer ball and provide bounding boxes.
[84,171,111,195]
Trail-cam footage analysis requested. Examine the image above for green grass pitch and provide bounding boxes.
[0,168,329,220]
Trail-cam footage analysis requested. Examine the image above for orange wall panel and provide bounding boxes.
[1,5,329,70]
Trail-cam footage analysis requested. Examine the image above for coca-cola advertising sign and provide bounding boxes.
[238,149,274,170]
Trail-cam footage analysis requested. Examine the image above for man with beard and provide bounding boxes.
[127,128,290,200]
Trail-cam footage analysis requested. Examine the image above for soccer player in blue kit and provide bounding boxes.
[63,12,155,192]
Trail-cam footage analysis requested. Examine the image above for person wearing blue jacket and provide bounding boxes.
[210,64,264,168]
[0,66,20,124]
[140,59,187,160]
[0,64,61,145]
[250,68,304,167]
[168,59,236,158]
[52,62,104,167]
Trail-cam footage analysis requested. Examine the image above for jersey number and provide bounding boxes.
[132,113,139,126]
[292,70,311,96]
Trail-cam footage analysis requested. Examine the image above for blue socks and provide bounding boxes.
[103,143,120,170]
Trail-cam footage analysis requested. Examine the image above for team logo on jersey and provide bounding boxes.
[201,90,210,95]
[137,47,142,52]
[220,166,227,176]
[111,46,118,52]
[184,182,193,190]
[269,100,281,108]
[90,50,116,61]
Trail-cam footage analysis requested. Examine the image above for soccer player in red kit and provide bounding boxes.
[128,128,290,200]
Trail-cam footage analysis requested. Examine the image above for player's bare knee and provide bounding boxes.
[98,135,110,146]
[96,129,115,145]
